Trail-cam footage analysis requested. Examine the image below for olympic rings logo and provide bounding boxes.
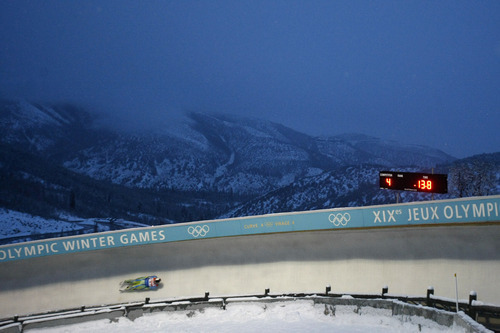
[187,225,210,238]
[328,213,351,226]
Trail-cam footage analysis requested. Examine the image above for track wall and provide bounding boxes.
[0,196,499,318]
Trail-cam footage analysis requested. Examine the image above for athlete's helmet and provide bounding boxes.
[155,278,161,284]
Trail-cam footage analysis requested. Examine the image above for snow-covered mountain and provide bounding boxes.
[61,112,455,195]
[221,165,452,218]
[4,99,491,227]
[0,100,94,155]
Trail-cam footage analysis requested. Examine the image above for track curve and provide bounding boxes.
[1,196,499,318]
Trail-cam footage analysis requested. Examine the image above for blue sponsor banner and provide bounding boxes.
[1,196,498,262]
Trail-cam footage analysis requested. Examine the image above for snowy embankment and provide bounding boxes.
[24,298,481,333]
[0,208,147,244]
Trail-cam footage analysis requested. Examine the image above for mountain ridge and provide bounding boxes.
[2,100,496,226]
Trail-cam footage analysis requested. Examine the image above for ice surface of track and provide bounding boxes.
[1,223,499,318]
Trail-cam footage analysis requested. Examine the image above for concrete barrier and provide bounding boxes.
[1,297,491,332]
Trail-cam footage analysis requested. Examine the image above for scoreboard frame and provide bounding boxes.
[379,171,448,194]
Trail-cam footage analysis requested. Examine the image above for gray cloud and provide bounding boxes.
[1,0,499,157]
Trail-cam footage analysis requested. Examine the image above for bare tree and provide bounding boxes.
[449,156,497,197]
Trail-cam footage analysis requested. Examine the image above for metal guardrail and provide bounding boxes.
[1,287,498,332]
[347,286,500,333]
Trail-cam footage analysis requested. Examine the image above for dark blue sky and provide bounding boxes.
[1,1,499,158]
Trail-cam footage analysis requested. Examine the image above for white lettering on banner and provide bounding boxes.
[1,230,166,261]
[373,209,401,223]
[63,236,116,251]
[487,202,498,216]
[0,249,13,260]
[63,240,75,251]
[444,206,454,219]
[0,242,60,261]
[25,246,36,256]
[405,202,500,223]
[0,249,11,260]
[431,207,439,219]
[119,230,166,244]
[119,234,128,244]
[139,232,150,242]
[129,233,138,243]
[473,204,484,217]
[14,248,22,257]
[408,207,439,222]
[461,205,470,218]
[442,202,499,220]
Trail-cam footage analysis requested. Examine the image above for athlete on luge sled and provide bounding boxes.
[120,275,161,292]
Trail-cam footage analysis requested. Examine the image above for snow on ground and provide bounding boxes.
[0,208,148,244]
[28,300,465,333]
[0,209,82,240]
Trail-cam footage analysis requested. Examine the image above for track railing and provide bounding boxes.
[1,287,498,332]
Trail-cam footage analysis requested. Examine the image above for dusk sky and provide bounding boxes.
[1,0,499,158]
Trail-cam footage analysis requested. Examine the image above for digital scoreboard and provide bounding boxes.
[379,171,448,194]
